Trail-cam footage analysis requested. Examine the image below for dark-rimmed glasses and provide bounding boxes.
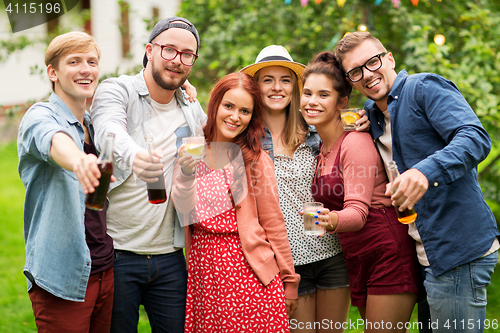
[345,52,387,82]
[152,43,198,66]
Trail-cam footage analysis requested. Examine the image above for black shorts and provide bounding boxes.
[295,253,349,296]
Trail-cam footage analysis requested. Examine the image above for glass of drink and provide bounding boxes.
[340,108,361,131]
[182,136,205,161]
[303,202,325,236]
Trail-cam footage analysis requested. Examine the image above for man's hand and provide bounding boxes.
[73,154,117,194]
[133,148,164,183]
[385,168,428,211]
[50,132,116,194]
[355,109,371,132]
[72,153,101,194]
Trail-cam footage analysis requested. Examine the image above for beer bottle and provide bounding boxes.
[386,160,417,224]
[145,135,167,204]
[85,133,115,211]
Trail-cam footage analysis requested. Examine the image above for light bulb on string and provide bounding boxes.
[358,24,368,32]
[434,34,445,45]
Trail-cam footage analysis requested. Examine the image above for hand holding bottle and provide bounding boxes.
[133,145,164,184]
[386,168,428,211]
[386,162,427,223]
[85,133,115,210]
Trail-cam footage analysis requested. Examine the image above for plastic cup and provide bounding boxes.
[182,137,205,161]
[340,108,361,131]
[303,202,324,236]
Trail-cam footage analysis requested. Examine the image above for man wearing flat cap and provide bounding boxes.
[91,17,206,333]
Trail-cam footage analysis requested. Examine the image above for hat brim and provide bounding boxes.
[240,60,306,91]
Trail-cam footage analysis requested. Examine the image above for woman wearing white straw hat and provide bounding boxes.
[241,45,351,332]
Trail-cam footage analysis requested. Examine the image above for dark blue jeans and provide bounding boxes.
[110,249,188,333]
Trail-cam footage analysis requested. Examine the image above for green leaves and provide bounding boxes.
[180,0,500,219]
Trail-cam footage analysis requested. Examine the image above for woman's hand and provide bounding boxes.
[314,208,339,232]
[298,207,338,235]
[355,109,371,132]
[178,145,199,176]
[182,80,197,103]
[285,298,298,319]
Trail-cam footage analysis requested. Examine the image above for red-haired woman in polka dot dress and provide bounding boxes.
[172,73,299,332]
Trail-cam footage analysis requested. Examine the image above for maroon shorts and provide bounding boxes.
[29,266,114,333]
[338,207,420,308]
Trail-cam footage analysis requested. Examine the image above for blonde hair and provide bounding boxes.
[255,67,308,150]
[45,31,101,90]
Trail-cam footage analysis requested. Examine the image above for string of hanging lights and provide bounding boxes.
[287,0,442,9]
[285,0,446,46]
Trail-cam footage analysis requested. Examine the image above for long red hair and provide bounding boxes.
[203,72,264,164]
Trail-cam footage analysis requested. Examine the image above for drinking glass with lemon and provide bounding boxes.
[182,136,205,161]
[340,108,361,131]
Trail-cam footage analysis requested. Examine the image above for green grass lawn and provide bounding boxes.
[1,140,499,332]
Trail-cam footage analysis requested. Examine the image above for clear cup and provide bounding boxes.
[303,202,325,236]
[182,136,205,161]
[340,108,361,131]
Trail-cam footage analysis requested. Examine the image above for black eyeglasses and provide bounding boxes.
[345,52,387,82]
[152,43,199,66]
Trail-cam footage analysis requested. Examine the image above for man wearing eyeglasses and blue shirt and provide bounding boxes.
[335,32,499,332]
[91,17,206,333]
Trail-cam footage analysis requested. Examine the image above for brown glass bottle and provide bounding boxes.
[85,162,113,210]
[85,133,115,211]
[146,135,167,204]
[386,161,417,224]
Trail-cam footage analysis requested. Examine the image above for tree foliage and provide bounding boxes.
[179,0,500,218]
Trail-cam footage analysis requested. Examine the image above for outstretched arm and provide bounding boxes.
[50,132,101,194]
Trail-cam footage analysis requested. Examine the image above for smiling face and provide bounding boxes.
[215,87,254,143]
[341,40,397,110]
[147,26,197,91]
[48,49,99,106]
[300,73,346,131]
[256,66,294,114]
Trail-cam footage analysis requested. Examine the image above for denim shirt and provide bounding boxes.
[365,70,499,276]
[91,70,207,248]
[17,93,92,301]
[261,125,321,160]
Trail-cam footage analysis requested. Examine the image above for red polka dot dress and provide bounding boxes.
[184,161,290,333]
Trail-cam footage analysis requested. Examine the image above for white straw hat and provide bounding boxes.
[240,45,306,91]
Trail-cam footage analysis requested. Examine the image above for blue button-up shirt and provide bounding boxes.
[365,70,499,276]
[17,93,91,301]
